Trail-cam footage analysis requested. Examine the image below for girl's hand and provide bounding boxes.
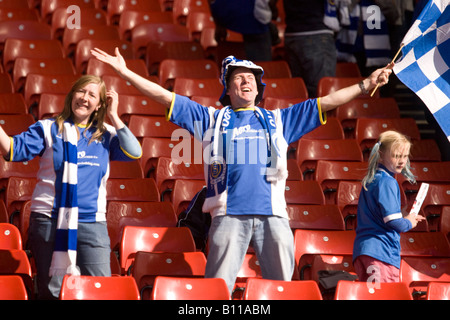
[405,213,426,229]
[105,89,119,119]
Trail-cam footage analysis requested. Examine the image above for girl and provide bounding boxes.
[353,130,425,283]
[0,75,142,299]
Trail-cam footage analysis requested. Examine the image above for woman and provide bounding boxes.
[0,75,142,299]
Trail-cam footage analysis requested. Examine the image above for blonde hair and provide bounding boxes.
[55,75,107,144]
[362,130,416,190]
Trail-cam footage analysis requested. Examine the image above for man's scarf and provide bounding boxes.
[49,121,80,276]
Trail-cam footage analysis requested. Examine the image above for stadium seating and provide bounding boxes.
[0,275,28,300]
[426,282,450,300]
[243,278,323,300]
[0,223,22,250]
[151,276,230,300]
[334,280,412,300]
[59,275,140,300]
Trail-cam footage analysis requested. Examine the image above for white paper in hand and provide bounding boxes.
[410,183,429,216]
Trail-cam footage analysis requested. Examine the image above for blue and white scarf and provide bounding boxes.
[335,0,391,67]
[49,121,80,277]
[205,106,288,199]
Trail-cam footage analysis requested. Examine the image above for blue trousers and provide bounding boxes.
[205,215,295,294]
[28,213,111,299]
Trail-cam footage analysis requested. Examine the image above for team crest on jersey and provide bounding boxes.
[209,156,226,184]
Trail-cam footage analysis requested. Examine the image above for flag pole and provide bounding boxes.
[370,44,404,97]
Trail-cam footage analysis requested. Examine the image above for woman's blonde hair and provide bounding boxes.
[362,130,416,190]
[55,75,107,144]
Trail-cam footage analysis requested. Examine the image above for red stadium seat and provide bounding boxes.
[0,275,28,300]
[334,280,412,300]
[119,226,196,273]
[0,249,33,296]
[109,160,144,179]
[0,93,27,115]
[173,77,223,98]
[0,73,13,94]
[51,7,107,40]
[285,180,325,205]
[106,0,162,25]
[119,10,173,41]
[36,93,65,120]
[256,60,292,78]
[263,78,309,100]
[40,0,96,23]
[287,204,345,231]
[243,278,323,300]
[106,178,159,202]
[426,281,450,300]
[186,11,215,41]
[170,179,205,214]
[317,77,374,97]
[172,0,210,26]
[106,201,177,249]
[0,21,51,50]
[128,115,181,139]
[146,41,205,75]
[151,276,230,300]
[101,75,144,96]
[0,114,35,135]
[59,275,140,300]
[335,62,362,77]
[0,223,22,250]
[116,95,166,124]
[131,251,206,299]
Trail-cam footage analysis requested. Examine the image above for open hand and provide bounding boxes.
[91,47,127,77]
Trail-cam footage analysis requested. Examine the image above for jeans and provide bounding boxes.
[284,33,337,97]
[205,215,295,294]
[28,212,111,299]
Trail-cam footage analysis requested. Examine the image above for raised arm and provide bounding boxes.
[319,63,393,112]
[91,47,173,108]
[0,126,11,157]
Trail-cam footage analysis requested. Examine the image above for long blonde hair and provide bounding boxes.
[362,130,416,190]
[55,75,108,144]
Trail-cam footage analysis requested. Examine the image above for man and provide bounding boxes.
[91,48,392,293]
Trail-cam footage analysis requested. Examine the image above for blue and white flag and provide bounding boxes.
[393,0,450,141]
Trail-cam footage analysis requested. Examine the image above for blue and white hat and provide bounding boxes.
[219,55,266,106]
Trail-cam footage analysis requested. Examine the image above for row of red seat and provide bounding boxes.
[1,222,450,300]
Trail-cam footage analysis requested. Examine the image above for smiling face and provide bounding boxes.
[380,143,411,174]
[226,67,259,109]
[71,82,102,125]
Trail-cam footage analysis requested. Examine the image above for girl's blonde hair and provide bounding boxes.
[55,75,108,144]
[362,130,416,190]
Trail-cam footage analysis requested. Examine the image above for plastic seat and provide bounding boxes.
[0,223,22,250]
[334,97,400,138]
[59,275,140,300]
[106,0,162,25]
[119,226,196,273]
[140,137,186,177]
[119,10,173,41]
[0,20,51,49]
[335,180,362,230]
[109,160,144,179]
[40,0,96,23]
[400,257,450,299]
[23,73,79,110]
[101,75,145,96]
[294,229,355,280]
[0,73,13,94]
[255,60,292,78]
[128,115,181,139]
[0,275,28,300]
[146,41,205,75]
[62,25,120,58]
[2,39,65,74]
[0,7,39,22]
[115,96,166,125]
[154,157,204,196]
[186,11,215,41]
[74,39,133,74]
[131,251,206,299]
[158,59,220,90]
[0,249,33,296]
[400,232,450,258]
[334,280,412,300]
[295,139,363,180]
[285,180,325,205]
[12,58,76,93]
[355,118,421,160]
[441,206,450,242]
[287,204,345,231]
[314,160,367,204]
[426,281,450,300]
[172,0,210,26]
[0,114,35,136]
[335,62,362,77]
[409,139,442,162]
[51,7,107,40]
[199,27,244,60]
[131,23,191,59]
[36,93,65,120]
[170,179,206,214]
[191,95,223,108]
[87,58,148,79]
[262,97,307,110]
[263,77,308,100]
[173,77,223,98]
[106,178,159,202]
[0,0,30,8]
[106,201,177,249]
[4,177,36,222]
[0,93,27,115]
[151,276,230,300]
[243,278,323,300]
[317,77,375,97]
[0,200,7,223]
[398,162,450,196]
